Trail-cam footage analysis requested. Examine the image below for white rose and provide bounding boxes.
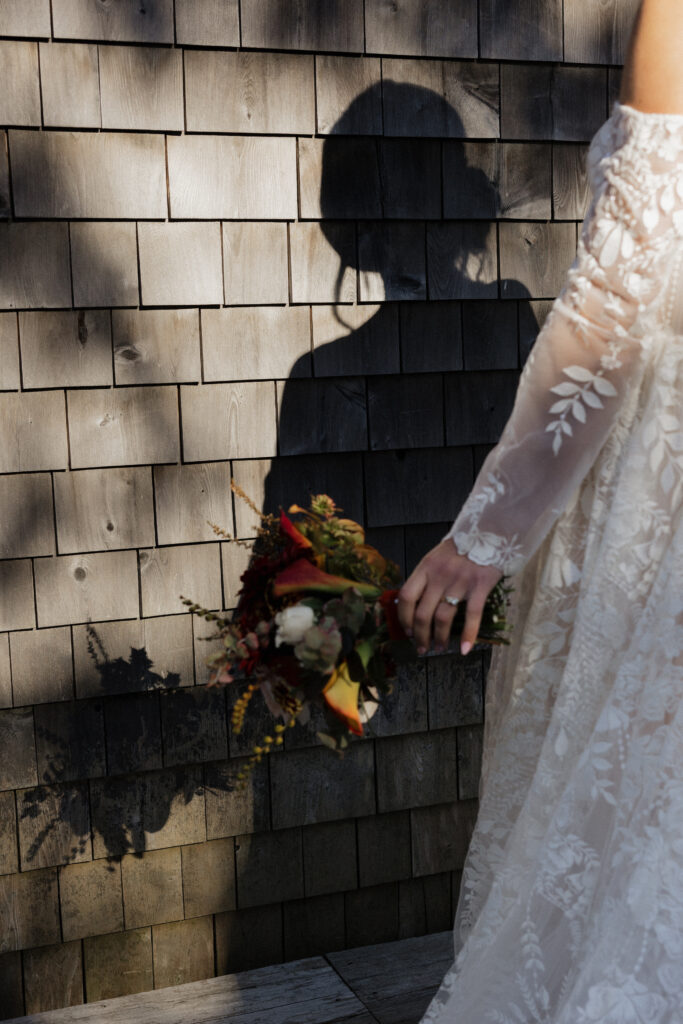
[274,604,316,647]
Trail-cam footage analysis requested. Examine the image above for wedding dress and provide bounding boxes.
[421,102,683,1023]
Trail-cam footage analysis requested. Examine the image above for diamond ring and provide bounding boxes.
[441,595,461,607]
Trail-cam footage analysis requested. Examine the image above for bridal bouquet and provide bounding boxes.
[182,485,512,788]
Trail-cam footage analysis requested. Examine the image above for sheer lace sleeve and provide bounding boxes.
[443,103,683,576]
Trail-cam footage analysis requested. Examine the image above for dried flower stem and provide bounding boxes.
[230,479,263,518]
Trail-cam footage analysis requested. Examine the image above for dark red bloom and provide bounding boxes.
[379,589,407,642]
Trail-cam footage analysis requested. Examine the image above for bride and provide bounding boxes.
[397,0,683,1020]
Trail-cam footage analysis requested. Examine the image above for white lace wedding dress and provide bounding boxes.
[421,103,683,1023]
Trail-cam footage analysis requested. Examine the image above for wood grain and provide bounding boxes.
[0,132,9,219]
[312,304,400,377]
[0,790,17,875]
[152,917,215,990]
[52,0,173,43]
[270,742,375,829]
[0,0,51,37]
[181,839,236,918]
[0,635,10,710]
[564,0,640,64]
[480,0,562,61]
[153,462,234,545]
[180,382,277,462]
[0,223,72,310]
[113,309,201,385]
[499,221,577,298]
[10,627,73,706]
[276,378,367,456]
[138,222,223,307]
[202,307,311,382]
[71,223,139,308]
[222,223,289,306]
[83,929,153,1002]
[241,0,364,52]
[0,314,19,390]
[0,472,54,558]
[39,43,101,129]
[185,50,314,134]
[365,0,477,58]
[358,223,426,302]
[0,41,40,126]
[382,59,499,138]
[376,730,458,812]
[0,391,68,472]
[298,138,382,220]
[54,467,155,553]
[19,311,112,389]
[0,867,60,953]
[553,143,591,220]
[290,222,356,303]
[121,848,183,930]
[139,543,221,618]
[17,781,91,870]
[0,560,35,632]
[174,0,239,46]
[34,550,139,627]
[10,130,166,219]
[23,941,84,1015]
[58,861,123,942]
[315,56,382,135]
[67,386,180,469]
[167,136,297,221]
[99,45,183,132]
[410,799,478,875]
[367,374,443,451]
[426,222,498,300]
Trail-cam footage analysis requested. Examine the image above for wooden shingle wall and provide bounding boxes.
[0,0,634,1015]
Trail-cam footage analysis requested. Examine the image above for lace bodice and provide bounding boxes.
[443,103,683,576]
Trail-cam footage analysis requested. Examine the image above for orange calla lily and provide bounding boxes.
[321,660,363,736]
[279,511,314,552]
[272,558,382,599]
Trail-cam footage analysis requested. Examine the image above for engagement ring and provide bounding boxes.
[441,595,461,607]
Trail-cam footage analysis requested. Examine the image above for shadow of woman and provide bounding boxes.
[262,81,539,573]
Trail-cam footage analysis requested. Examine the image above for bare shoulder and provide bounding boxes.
[620,0,683,115]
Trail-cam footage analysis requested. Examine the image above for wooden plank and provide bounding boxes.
[19,310,112,389]
[0,473,54,558]
[33,699,105,782]
[400,303,462,373]
[83,928,153,1002]
[104,692,162,775]
[443,141,497,219]
[462,300,518,371]
[299,138,382,220]
[301,820,357,897]
[500,221,576,298]
[564,0,640,64]
[159,686,228,766]
[364,448,472,528]
[23,941,83,1014]
[185,50,314,135]
[520,299,552,364]
[175,0,239,46]
[290,222,356,304]
[204,757,270,841]
[113,309,200,385]
[167,135,297,220]
[284,893,346,961]
[138,223,222,307]
[180,382,277,462]
[0,42,40,126]
[0,131,9,220]
[152,917,215,990]
[67,386,179,469]
[0,635,10,708]
[39,43,101,129]
[54,467,154,554]
[0,0,51,37]
[553,143,591,221]
[0,313,20,390]
[139,543,221,618]
[202,307,310,381]
[0,561,35,632]
[99,45,183,132]
[367,374,442,451]
[0,223,72,310]
[181,839,236,917]
[382,60,499,138]
[376,731,458,812]
[552,67,607,143]
[313,304,399,377]
[501,65,607,142]
[72,614,195,698]
[34,551,139,627]
[10,627,72,706]
[357,811,411,888]
[398,874,453,938]
[457,724,484,800]
[0,867,60,952]
[410,800,478,875]
[222,223,289,306]
[362,660,429,739]
[235,827,305,907]
[52,0,173,43]
[0,952,23,1018]
[0,791,18,875]
[220,540,254,611]
[121,848,183,930]
[71,223,139,308]
[90,766,205,859]
[344,881,400,948]
[498,142,552,219]
[445,369,519,445]
[270,742,375,830]
[480,0,562,61]
[10,130,166,219]
[365,0,477,58]
[241,0,364,52]
[427,653,484,730]
[316,56,382,135]
[16,781,90,870]
[359,223,426,302]
[215,904,283,975]
[276,378,367,456]
[0,708,37,790]
[426,222,498,301]
[154,462,234,546]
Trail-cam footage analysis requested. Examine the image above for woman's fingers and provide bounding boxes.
[396,568,427,636]
[411,584,448,651]
[459,585,489,654]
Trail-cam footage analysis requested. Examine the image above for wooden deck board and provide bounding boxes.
[5,932,453,1024]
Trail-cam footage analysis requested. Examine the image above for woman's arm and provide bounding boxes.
[620,0,683,115]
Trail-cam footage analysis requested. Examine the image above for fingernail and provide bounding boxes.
[460,641,472,656]
[417,646,426,655]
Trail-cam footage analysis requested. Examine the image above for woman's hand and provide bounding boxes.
[397,538,503,655]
